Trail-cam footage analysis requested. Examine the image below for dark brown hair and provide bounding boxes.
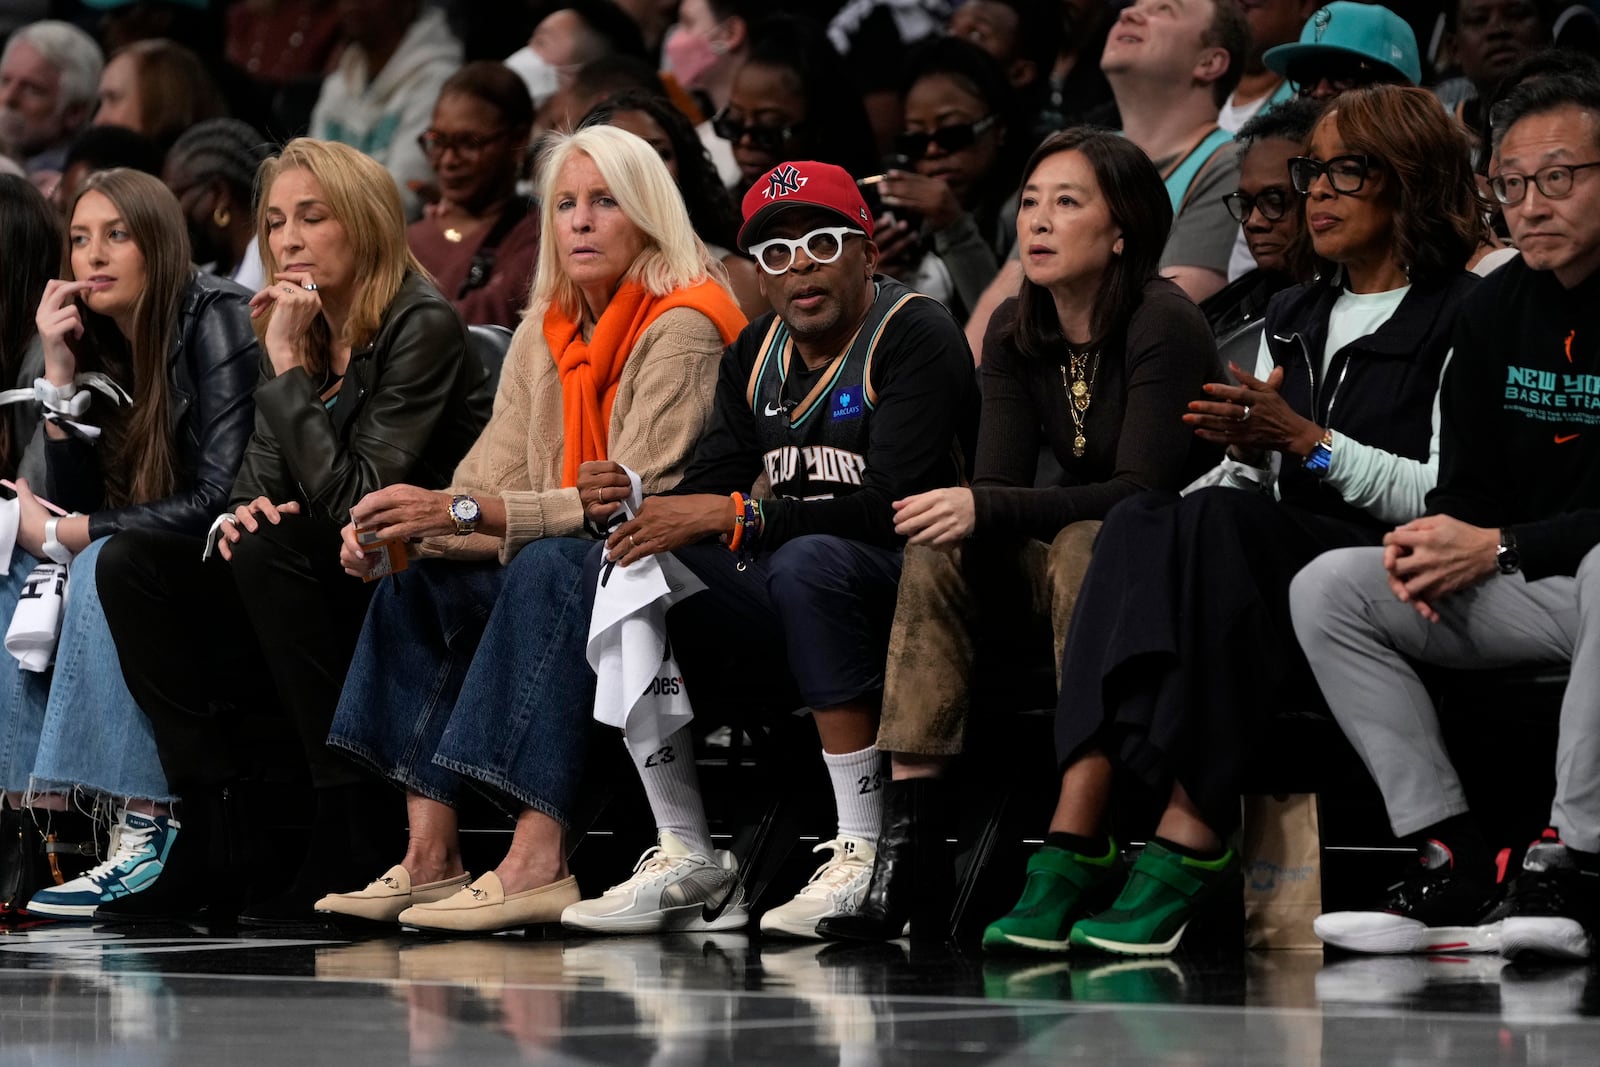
[1006,128,1173,358]
[1290,84,1484,283]
[0,176,61,479]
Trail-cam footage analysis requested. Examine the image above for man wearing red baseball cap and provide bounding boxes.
[563,160,978,940]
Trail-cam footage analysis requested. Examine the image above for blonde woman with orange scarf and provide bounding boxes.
[320,124,746,933]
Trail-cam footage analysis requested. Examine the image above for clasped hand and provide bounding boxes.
[1381,514,1501,623]
[1184,363,1322,458]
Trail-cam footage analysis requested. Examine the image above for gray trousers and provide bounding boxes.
[1289,544,1600,851]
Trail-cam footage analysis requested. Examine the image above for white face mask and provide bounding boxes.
[503,45,560,107]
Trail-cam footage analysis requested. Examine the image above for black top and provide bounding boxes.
[971,279,1221,541]
[670,275,978,548]
[1429,256,1600,579]
[48,272,260,540]
[229,272,489,523]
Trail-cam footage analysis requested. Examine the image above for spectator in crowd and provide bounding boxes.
[0,20,102,179]
[318,125,745,934]
[585,88,766,318]
[814,130,1221,943]
[615,0,676,55]
[716,15,880,193]
[983,85,1482,957]
[661,0,759,187]
[1297,72,1600,962]
[1440,0,1551,158]
[1035,0,1119,132]
[1222,0,1322,132]
[1263,1,1421,101]
[510,0,648,116]
[0,174,65,912]
[408,62,541,329]
[946,0,1062,135]
[1203,97,1325,367]
[559,161,978,936]
[557,53,664,125]
[876,38,1024,322]
[310,0,463,220]
[48,123,161,214]
[94,39,226,155]
[163,119,274,293]
[95,139,489,924]
[0,170,258,921]
[223,0,344,138]
[828,0,953,149]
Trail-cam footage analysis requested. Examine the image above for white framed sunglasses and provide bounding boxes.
[748,226,866,275]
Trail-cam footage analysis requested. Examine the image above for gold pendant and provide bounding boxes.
[444,227,462,243]
[1073,434,1086,457]
[1071,379,1088,400]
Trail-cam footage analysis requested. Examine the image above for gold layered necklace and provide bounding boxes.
[1061,344,1102,458]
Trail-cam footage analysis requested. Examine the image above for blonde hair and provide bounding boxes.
[529,124,728,323]
[254,138,428,374]
[67,168,191,506]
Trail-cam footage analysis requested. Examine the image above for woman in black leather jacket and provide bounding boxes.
[93,139,490,926]
[0,168,259,919]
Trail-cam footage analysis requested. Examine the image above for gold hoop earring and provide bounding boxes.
[213,206,231,228]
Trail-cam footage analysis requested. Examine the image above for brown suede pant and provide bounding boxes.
[876,521,1101,757]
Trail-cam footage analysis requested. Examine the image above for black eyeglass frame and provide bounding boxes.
[1223,187,1294,224]
[417,129,512,157]
[1289,153,1379,196]
[1488,161,1600,205]
[711,110,805,154]
[892,113,1001,161]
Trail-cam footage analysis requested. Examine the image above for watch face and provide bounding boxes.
[452,496,480,523]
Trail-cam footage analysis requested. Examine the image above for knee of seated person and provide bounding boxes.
[1576,543,1600,595]
[766,535,853,600]
[1047,519,1101,566]
[1289,547,1377,623]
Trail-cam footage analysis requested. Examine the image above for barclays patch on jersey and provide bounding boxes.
[831,388,864,421]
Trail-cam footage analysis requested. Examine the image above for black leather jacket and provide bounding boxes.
[48,272,260,540]
[229,272,489,522]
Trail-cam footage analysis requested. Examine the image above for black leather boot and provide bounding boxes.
[816,778,954,942]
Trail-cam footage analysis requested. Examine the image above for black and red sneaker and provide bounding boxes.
[1498,831,1600,961]
[1313,840,1503,955]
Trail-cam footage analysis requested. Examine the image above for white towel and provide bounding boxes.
[586,492,707,751]
[6,562,68,672]
[0,496,19,566]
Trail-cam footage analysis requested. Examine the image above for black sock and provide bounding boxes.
[1045,831,1110,857]
[1152,835,1226,862]
[1414,814,1494,882]
[1567,846,1600,875]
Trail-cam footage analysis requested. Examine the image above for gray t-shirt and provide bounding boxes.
[1156,142,1242,277]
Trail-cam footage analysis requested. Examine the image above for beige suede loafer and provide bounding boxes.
[398,872,581,933]
[315,865,471,923]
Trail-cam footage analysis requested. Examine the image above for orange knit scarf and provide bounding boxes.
[546,278,746,487]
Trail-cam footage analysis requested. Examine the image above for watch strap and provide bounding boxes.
[42,516,73,565]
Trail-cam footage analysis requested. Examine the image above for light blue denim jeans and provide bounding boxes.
[0,536,173,801]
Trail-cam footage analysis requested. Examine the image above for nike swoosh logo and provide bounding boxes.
[764,403,785,417]
[1556,433,1581,444]
[701,881,738,922]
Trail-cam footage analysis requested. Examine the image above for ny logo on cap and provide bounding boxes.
[763,164,808,200]
[1313,7,1332,40]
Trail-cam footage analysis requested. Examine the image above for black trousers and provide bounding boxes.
[97,512,374,795]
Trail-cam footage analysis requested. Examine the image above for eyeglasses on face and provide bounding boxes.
[893,114,1000,161]
[417,129,510,157]
[1286,61,1384,99]
[712,110,803,154]
[1488,161,1600,205]
[747,226,865,275]
[1223,187,1294,223]
[1289,154,1378,195]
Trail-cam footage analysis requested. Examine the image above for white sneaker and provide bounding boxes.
[561,831,748,934]
[759,836,876,940]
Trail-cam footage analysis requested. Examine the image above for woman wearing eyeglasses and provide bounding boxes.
[978,85,1482,959]
[714,15,879,192]
[874,38,1024,323]
[407,62,540,329]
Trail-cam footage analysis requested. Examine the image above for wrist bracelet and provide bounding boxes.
[42,516,73,565]
[728,492,747,552]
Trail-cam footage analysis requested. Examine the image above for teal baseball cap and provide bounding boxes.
[1263,2,1421,87]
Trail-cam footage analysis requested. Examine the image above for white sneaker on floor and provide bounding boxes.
[759,836,875,940]
[561,831,747,934]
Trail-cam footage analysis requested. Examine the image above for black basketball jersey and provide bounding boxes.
[744,280,927,501]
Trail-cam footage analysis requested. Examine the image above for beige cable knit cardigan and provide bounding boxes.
[417,305,728,563]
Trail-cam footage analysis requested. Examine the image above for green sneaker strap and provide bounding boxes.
[1131,850,1210,897]
[1025,841,1116,889]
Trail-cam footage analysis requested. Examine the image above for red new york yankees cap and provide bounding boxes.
[737,161,875,251]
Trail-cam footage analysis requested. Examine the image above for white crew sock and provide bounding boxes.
[626,727,713,857]
[822,745,884,845]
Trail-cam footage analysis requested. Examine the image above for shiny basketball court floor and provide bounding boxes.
[2,921,1598,1065]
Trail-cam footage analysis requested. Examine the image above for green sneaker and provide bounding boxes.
[981,840,1124,954]
[1068,840,1239,957]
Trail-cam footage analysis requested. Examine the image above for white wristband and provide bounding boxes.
[34,378,91,418]
[42,516,73,565]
